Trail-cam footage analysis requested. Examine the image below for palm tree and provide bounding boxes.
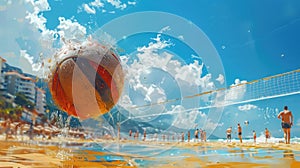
[14,92,35,110]
[14,106,23,122]
[0,97,5,109]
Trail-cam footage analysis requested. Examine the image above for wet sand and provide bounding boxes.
[145,141,300,168]
[0,140,135,168]
[1,139,300,168]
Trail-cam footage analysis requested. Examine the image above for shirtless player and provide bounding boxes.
[278,106,294,144]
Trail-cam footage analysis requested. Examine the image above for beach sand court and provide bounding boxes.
[1,140,300,167]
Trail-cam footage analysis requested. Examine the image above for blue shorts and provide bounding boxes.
[282,122,291,129]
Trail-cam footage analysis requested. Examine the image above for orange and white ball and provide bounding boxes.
[48,39,124,119]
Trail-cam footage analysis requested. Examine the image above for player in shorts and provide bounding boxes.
[237,123,242,143]
[226,127,232,142]
[278,106,293,144]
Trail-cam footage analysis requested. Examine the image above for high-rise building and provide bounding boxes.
[0,57,7,94]
[0,58,48,124]
[4,71,36,104]
[35,87,46,114]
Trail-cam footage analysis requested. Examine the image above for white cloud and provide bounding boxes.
[2,0,137,75]
[144,84,166,103]
[171,105,223,131]
[238,104,257,111]
[90,0,105,8]
[216,74,224,85]
[83,4,96,14]
[81,0,105,14]
[210,78,248,111]
[80,0,130,14]
[225,78,247,101]
[20,50,33,65]
[24,0,51,35]
[25,0,51,11]
[57,17,87,39]
[119,34,227,132]
[20,50,42,72]
[137,34,172,54]
[172,106,199,129]
[159,26,171,33]
[178,35,184,40]
[119,95,133,108]
[204,119,224,131]
[123,34,215,100]
[127,1,136,5]
[107,0,127,10]
[0,0,46,74]
[191,54,201,59]
[119,33,219,124]
[0,0,89,75]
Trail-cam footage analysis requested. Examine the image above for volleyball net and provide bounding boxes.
[128,69,300,119]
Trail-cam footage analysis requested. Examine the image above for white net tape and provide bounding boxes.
[129,69,300,119]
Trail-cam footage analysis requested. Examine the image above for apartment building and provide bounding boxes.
[4,71,36,104]
[35,87,46,114]
[0,57,6,94]
[0,57,48,124]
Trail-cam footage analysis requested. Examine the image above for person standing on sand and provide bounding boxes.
[154,133,158,141]
[4,119,11,141]
[194,129,199,142]
[277,106,294,144]
[200,129,204,142]
[134,130,139,140]
[187,131,190,142]
[28,122,34,140]
[143,129,146,141]
[226,127,232,142]
[203,130,206,142]
[237,123,242,143]
[129,130,132,139]
[265,128,270,143]
[181,132,184,142]
[253,130,256,143]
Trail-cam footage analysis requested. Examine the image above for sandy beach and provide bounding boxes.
[1,137,300,168]
[0,139,135,168]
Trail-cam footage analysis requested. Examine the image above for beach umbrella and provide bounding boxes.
[23,124,30,131]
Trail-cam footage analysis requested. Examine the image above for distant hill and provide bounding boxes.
[3,63,23,74]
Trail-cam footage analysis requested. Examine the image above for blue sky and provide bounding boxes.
[35,0,300,83]
[1,0,300,138]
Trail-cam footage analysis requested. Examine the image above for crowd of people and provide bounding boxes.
[0,119,85,141]
[1,106,294,144]
[225,125,270,143]
[126,106,294,144]
[226,106,294,144]
[127,128,207,142]
[0,119,34,141]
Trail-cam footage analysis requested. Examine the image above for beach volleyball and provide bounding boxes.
[48,39,124,119]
